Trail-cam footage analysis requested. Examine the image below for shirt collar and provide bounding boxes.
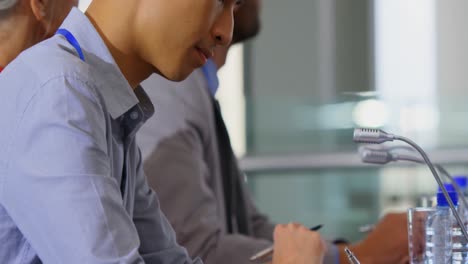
[58,7,139,119]
[120,86,155,139]
[201,59,219,97]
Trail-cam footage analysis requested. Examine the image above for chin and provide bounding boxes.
[160,67,194,82]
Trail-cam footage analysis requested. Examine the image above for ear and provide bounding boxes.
[30,0,47,21]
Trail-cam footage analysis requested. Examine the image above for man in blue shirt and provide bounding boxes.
[0,0,326,263]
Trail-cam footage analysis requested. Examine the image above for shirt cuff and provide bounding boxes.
[323,243,340,264]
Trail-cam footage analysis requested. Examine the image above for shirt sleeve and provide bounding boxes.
[3,76,146,263]
[325,243,340,264]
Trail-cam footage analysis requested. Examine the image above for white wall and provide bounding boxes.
[436,0,468,147]
[217,45,246,157]
[374,0,438,146]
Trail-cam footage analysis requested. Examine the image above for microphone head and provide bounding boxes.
[353,128,394,144]
[360,147,392,165]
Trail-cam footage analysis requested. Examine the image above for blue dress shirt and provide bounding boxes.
[0,7,202,264]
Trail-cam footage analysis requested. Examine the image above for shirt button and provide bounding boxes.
[130,111,139,120]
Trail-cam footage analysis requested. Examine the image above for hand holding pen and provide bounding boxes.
[250,224,323,263]
[270,223,326,264]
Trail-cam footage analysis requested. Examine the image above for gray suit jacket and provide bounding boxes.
[137,70,275,264]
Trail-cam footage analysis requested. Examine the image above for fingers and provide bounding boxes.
[274,223,303,239]
[398,255,410,264]
[274,223,315,241]
[273,223,326,264]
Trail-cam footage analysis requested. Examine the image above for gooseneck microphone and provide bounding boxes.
[353,128,468,242]
[359,146,468,211]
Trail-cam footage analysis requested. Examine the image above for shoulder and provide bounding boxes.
[7,35,93,88]
[0,36,103,114]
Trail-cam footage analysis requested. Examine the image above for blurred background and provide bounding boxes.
[80,0,468,242]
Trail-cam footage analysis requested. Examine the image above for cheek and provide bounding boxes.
[185,0,221,35]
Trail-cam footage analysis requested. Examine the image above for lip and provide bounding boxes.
[195,47,214,65]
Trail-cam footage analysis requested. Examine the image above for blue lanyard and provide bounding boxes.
[201,59,219,97]
[56,28,85,62]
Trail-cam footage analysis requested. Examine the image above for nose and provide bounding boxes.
[211,9,234,47]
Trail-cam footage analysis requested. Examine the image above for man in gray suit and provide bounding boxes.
[138,1,409,263]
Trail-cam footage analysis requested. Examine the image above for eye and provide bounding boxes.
[234,0,244,11]
[236,0,244,6]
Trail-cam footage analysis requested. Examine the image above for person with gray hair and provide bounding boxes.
[0,0,17,10]
[0,0,78,72]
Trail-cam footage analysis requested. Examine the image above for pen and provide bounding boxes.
[358,224,375,233]
[344,247,361,264]
[249,224,323,263]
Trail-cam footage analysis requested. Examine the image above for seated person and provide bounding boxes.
[137,0,409,263]
[0,0,325,263]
